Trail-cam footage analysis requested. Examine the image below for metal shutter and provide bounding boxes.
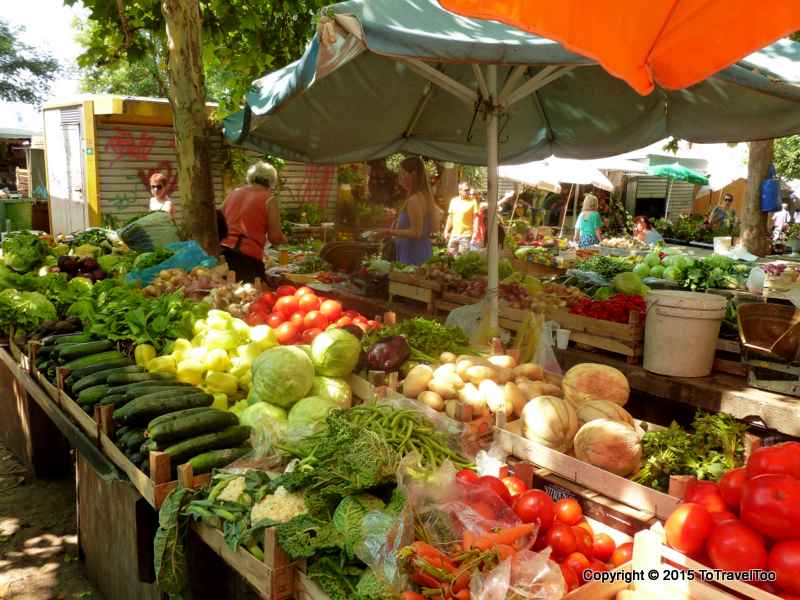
[60,107,81,126]
[633,176,695,220]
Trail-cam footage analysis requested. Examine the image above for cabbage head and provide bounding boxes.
[310,329,361,377]
[287,396,336,437]
[612,272,647,296]
[251,345,314,409]
[310,376,352,409]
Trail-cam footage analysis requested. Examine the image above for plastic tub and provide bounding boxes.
[713,236,732,255]
[644,290,727,377]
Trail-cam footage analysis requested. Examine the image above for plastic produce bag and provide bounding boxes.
[445,299,512,347]
[470,549,565,600]
[126,240,217,285]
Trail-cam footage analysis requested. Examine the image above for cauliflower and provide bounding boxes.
[217,476,248,504]
[250,486,307,524]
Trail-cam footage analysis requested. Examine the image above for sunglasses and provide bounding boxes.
[151,185,164,190]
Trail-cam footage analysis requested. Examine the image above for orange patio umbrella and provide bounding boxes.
[437,0,800,95]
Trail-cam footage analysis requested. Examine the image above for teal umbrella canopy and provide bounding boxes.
[646,163,709,185]
[223,0,800,164]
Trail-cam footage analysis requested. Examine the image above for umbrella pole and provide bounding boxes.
[560,184,574,237]
[664,178,674,219]
[486,65,500,333]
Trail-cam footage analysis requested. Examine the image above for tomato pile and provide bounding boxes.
[245,285,379,345]
[569,294,646,324]
[664,442,800,596]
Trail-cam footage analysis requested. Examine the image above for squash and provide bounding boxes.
[562,363,630,407]
[512,363,544,381]
[520,395,578,452]
[573,419,642,476]
[516,379,562,400]
[575,399,635,428]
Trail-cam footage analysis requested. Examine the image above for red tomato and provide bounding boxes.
[353,316,368,326]
[769,541,800,594]
[513,490,555,531]
[555,498,583,525]
[258,291,277,307]
[498,466,510,478]
[665,503,714,557]
[320,300,343,322]
[719,467,747,513]
[559,564,579,592]
[611,542,633,567]
[746,442,800,480]
[245,312,268,326]
[501,476,527,498]
[276,285,297,297]
[710,510,738,526]
[344,310,360,319]
[366,319,380,330]
[572,526,593,559]
[546,524,577,560]
[275,322,299,345]
[708,520,767,572]
[289,311,305,329]
[476,475,512,505]
[267,313,285,328]
[334,316,352,328]
[741,474,800,541]
[298,294,321,313]
[301,328,323,344]
[563,553,590,583]
[295,286,314,296]
[684,480,727,514]
[574,519,594,536]
[592,533,616,563]
[274,295,299,317]
[456,469,480,485]
[303,310,328,331]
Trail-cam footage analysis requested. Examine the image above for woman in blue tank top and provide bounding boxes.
[376,156,440,265]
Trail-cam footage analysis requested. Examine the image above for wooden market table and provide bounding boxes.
[556,347,800,438]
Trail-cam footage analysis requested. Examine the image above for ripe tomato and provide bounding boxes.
[320,300,343,322]
[555,498,583,525]
[245,312,268,326]
[572,526,593,559]
[267,313,285,328]
[274,295,299,317]
[258,291,277,307]
[334,316,352,328]
[366,319,380,330]
[344,310,360,319]
[592,533,616,563]
[498,466,510,478]
[303,310,328,331]
[611,542,633,567]
[289,311,305,329]
[295,286,314,296]
[501,476,527,498]
[456,469,480,485]
[513,490,554,531]
[769,541,800,594]
[684,480,727,514]
[559,564,579,592]
[276,285,297,297]
[710,510,738,526]
[719,467,747,513]
[708,520,767,572]
[746,442,800,480]
[298,294,321,313]
[477,475,512,505]
[586,559,608,580]
[301,328,323,344]
[574,519,594,535]
[665,503,714,557]
[276,322,299,345]
[546,523,577,560]
[563,552,590,583]
[741,474,800,541]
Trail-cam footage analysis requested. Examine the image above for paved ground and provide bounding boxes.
[0,445,103,600]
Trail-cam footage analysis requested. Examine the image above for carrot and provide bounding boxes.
[451,571,470,593]
[425,555,458,573]
[412,541,445,561]
[472,523,536,551]
[410,571,443,588]
[495,544,515,560]
[453,590,471,600]
[401,593,426,600]
[462,530,476,551]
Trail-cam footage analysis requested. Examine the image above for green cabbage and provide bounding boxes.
[251,345,314,409]
[239,402,287,441]
[2,232,48,273]
[68,277,94,295]
[612,272,648,296]
[0,289,56,332]
[310,329,361,377]
[310,376,352,409]
[287,396,336,436]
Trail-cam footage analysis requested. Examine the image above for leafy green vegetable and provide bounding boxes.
[133,247,175,270]
[361,317,472,360]
[452,251,486,279]
[332,494,385,558]
[575,255,634,279]
[154,486,197,599]
[2,231,48,273]
[0,289,57,333]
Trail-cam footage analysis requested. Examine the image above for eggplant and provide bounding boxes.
[81,257,99,272]
[58,255,79,273]
[339,324,364,339]
[366,335,410,371]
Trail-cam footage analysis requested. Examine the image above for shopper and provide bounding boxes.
[573,193,603,247]
[220,161,287,281]
[375,156,440,266]
[707,193,736,229]
[444,182,477,255]
[148,173,175,217]
[772,202,792,242]
[633,216,663,245]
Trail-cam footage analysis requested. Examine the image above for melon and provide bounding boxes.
[573,418,642,476]
[520,395,578,452]
[575,399,635,427]
[562,363,630,407]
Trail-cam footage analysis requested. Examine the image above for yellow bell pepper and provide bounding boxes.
[147,355,177,374]
[249,325,278,350]
[205,348,231,372]
[135,344,156,367]
[236,342,263,367]
[230,357,251,379]
[205,371,238,395]
[238,370,252,391]
[192,319,207,336]
[171,338,193,363]
[177,358,205,386]
[211,392,229,411]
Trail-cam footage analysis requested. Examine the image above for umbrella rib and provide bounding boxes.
[472,64,490,100]
[500,65,528,101]
[399,58,478,106]
[506,66,574,107]
[403,81,434,138]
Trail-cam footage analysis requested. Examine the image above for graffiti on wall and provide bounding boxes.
[104,129,157,165]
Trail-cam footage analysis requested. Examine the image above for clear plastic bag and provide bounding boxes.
[445,300,513,347]
[126,240,218,285]
[470,549,566,600]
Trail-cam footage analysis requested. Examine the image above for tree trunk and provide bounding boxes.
[161,0,218,254]
[741,140,774,256]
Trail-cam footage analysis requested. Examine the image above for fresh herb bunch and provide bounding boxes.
[70,228,114,250]
[632,410,748,491]
[361,317,472,359]
[678,255,749,292]
[452,251,487,280]
[575,255,634,279]
[133,247,175,270]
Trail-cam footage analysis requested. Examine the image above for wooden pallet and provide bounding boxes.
[388,271,442,312]
[547,307,644,364]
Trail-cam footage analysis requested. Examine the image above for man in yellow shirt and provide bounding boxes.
[444,183,478,255]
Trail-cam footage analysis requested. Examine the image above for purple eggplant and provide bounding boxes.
[366,335,410,371]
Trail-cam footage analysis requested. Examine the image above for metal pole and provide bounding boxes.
[486,65,499,333]
[664,178,674,219]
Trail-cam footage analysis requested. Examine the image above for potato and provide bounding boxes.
[493,366,513,385]
[434,363,458,379]
[543,371,563,386]
[465,365,496,385]
[513,363,544,381]
[458,382,487,411]
[418,390,444,411]
[480,379,512,415]
[503,382,528,417]
[428,373,463,399]
[402,364,434,398]
[455,358,477,380]
[488,354,517,370]
[439,352,457,364]
[517,380,562,400]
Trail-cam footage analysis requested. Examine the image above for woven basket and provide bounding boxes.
[320,241,379,272]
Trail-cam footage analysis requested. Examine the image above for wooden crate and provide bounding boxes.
[437,291,533,332]
[714,337,748,377]
[547,307,644,364]
[388,271,442,312]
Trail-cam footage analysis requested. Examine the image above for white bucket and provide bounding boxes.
[713,236,732,254]
[643,290,727,377]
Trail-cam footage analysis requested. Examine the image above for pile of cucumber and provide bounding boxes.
[35,332,129,383]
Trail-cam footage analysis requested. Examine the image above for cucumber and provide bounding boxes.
[125,385,199,401]
[140,439,160,455]
[67,358,135,382]
[97,393,128,407]
[114,426,132,441]
[77,384,112,406]
[101,380,190,397]
[147,409,238,443]
[64,351,126,371]
[114,392,213,425]
[188,447,251,474]
[72,365,144,394]
[107,372,174,386]
[139,459,149,474]
[128,452,143,466]
[43,332,92,346]
[147,407,216,430]
[124,430,146,452]
[58,340,115,361]
[118,429,144,448]
[164,426,251,464]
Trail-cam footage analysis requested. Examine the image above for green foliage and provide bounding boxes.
[775,135,800,180]
[332,494,385,558]
[2,231,48,273]
[154,486,197,599]
[0,19,59,104]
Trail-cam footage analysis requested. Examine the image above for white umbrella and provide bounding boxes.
[499,157,614,191]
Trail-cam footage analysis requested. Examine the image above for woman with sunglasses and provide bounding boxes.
[148,173,175,218]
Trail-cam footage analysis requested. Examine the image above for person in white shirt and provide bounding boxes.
[773,202,791,241]
[148,173,175,218]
